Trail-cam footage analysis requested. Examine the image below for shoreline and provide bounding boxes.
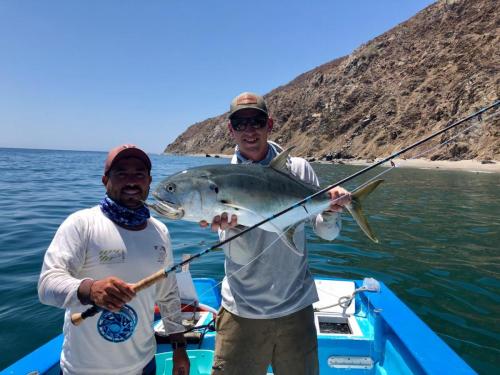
[335,158,500,173]
[166,153,500,173]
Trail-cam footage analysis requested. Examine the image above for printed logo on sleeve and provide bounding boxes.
[99,249,126,264]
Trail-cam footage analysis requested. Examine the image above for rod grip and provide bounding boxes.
[132,269,167,293]
[71,305,101,326]
[70,269,167,326]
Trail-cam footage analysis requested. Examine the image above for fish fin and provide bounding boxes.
[347,179,384,243]
[283,222,305,257]
[269,146,295,172]
[222,202,248,213]
[352,179,384,200]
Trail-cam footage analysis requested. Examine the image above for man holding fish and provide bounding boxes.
[150,92,379,374]
[202,92,352,375]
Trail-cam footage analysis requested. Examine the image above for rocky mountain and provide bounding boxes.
[165,0,499,161]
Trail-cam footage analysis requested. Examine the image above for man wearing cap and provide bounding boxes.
[39,145,190,375]
[201,92,352,375]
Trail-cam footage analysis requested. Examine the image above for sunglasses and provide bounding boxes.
[230,116,268,132]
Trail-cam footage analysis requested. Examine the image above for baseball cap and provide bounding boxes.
[104,144,152,175]
[229,92,268,119]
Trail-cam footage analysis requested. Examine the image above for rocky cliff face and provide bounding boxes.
[165,0,499,161]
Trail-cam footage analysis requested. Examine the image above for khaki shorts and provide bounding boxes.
[211,305,318,375]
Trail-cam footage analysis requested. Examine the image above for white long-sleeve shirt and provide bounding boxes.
[38,206,184,375]
[220,154,342,319]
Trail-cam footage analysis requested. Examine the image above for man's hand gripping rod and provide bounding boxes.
[70,256,199,325]
[71,100,499,326]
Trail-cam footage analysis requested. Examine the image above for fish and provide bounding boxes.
[149,148,383,244]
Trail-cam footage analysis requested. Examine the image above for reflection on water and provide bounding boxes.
[0,148,498,373]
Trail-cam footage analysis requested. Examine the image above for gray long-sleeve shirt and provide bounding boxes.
[220,154,342,319]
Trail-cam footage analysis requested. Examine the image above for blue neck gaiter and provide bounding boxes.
[99,194,150,228]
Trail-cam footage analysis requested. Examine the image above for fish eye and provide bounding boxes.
[209,183,219,194]
[166,183,176,193]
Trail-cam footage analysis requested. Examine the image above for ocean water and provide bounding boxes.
[0,148,498,374]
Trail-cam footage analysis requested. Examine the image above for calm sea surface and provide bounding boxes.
[0,148,499,373]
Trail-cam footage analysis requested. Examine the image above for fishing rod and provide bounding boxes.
[71,99,499,325]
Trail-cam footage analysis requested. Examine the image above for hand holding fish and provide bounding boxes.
[327,187,352,212]
[200,212,238,232]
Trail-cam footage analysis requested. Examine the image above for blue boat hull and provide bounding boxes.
[1,278,475,374]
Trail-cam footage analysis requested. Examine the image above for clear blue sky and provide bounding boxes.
[0,0,435,154]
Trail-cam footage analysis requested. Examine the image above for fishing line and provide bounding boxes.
[349,164,396,192]
[176,192,356,317]
[175,181,374,316]
[436,332,500,354]
[408,114,490,160]
[346,107,497,191]
[308,108,498,306]
[171,239,216,252]
[161,226,298,341]
[178,223,294,314]
[73,100,499,325]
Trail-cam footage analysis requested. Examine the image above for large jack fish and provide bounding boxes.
[150,149,383,243]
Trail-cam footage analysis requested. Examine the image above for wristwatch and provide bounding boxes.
[171,341,187,350]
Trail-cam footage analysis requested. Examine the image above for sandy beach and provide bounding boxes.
[183,153,500,173]
[339,158,500,173]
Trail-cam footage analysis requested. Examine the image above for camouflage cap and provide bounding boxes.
[229,92,268,119]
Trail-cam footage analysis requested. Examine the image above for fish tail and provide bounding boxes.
[346,179,384,243]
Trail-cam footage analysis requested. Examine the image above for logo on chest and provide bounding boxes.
[154,245,167,263]
[99,249,126,264]
[97,304,138,342]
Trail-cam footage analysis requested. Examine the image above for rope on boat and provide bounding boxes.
[314,278,381,314]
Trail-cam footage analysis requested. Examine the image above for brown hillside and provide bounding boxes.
[165,0,499,161]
